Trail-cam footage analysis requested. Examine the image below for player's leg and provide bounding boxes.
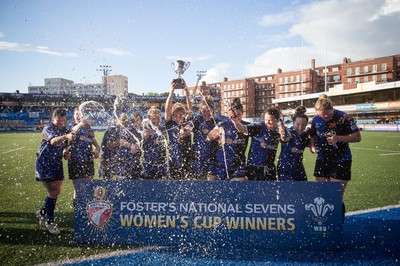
[40,180,62,234]
[314,159,330,182]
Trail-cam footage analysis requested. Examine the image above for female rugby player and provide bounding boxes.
[277,106,310,181]
[310,94,361,222]
[165,79,193,179]
[35,108,84,234]
[231,107,283,181]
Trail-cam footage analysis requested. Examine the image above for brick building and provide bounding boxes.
[187,54,400,121]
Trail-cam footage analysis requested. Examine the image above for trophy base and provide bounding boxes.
[173,78,183,85]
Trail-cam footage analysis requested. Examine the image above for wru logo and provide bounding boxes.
[305,197,334,225]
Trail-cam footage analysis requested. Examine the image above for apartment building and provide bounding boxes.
[28,75,128,96]
[104,75,128,96]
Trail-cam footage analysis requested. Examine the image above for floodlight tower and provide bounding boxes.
[97,65,112,94]
[193,70,207,98]
[197,70,207,80]
[97,65,112,76]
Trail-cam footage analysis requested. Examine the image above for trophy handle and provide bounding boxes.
[184,62,190,70]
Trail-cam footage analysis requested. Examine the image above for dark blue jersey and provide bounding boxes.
[247,122,280,167]
[35,122,69,181]
[192,116,218,177]
[192,116,217,160]
[116,125,142,178]
[165,119,192,168]
[277,128,310,181]
[118,125,142,161]
[101,125,122,159]
[67,123,95,163]
[310,109,359,162]
[210,120,249,179]
[142,124,168,179]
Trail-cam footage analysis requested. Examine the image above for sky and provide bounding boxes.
[0,0,399,95]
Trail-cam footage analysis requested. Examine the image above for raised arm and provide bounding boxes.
[165,80,177,122]
[183,80,193,120]
[49,132,74,146]
[229,110,248,134]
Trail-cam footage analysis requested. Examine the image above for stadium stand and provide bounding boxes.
[0,93,184,131]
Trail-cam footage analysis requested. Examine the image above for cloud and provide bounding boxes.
[259,11,297,27]
[245,0,400,78]
[0,32,4,38]
[203,63,231,84]
[245,47,317,77]
[369,0,400,21]
[97,48,137,57]
[0,41,78,57]
[166,54,213,62]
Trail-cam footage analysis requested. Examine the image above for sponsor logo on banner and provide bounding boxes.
[305,197,335,233]
[87,186,113,228]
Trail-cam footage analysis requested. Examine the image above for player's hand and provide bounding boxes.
[206,128,219,141]
[278,124,286,135]
[326,135,338,146]
[92,149,100,159]
[68,132,77,142]
[171,80,178,91]
[130,143,139,154]
[142,128,152,140]
[310,146,318,154]
[180,124,193,138]
[80,118,89,127]
[63,149,71,160]
[228,109,238,121]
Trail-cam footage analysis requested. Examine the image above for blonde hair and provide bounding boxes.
[315,94,334,111]
[119,112,130,127]
[147,106,161,117]
[171,103,186,115]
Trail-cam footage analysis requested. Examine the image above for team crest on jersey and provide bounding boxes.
[87,186,112,228]
[305,197,334,225]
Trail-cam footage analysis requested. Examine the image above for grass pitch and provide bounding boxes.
[0,131,399,265]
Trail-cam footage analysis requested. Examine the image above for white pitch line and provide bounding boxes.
[379,153,400,156]
[0,147,25,154]
[36,246,164,266]
[346,204,400,216]
[351,147,400,153]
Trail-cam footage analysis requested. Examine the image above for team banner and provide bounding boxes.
[74,180,343,249]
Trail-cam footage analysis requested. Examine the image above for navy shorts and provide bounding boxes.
[314,160,352,181]
[247,165,277,181]
[68,160,95,179]
[99,157,115,179]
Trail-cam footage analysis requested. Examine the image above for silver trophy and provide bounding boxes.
[171,60,190,88]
